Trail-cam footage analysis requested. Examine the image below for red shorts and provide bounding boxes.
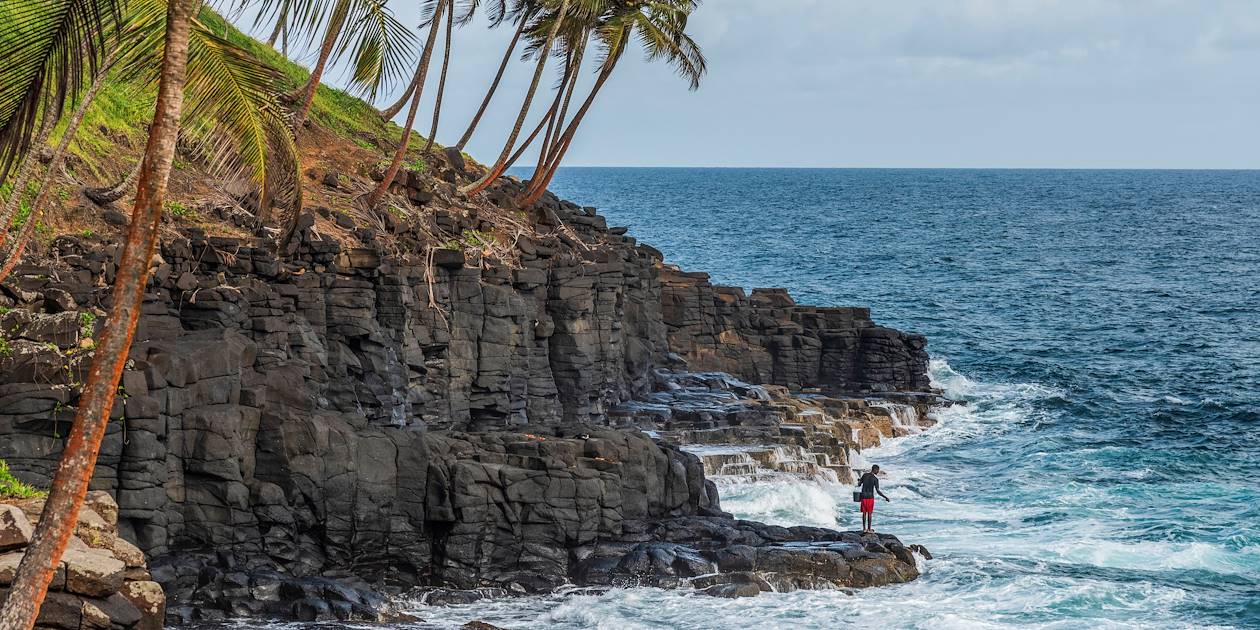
[860,498,875,513]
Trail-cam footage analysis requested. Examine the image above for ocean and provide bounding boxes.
[280,168,1260,628]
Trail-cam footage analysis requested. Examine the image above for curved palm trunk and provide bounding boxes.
[293,1,349,127]
[1,51,116,283]
[520,40,624,207]
[84,157,144,205]
[266,7,286,47]
[368,0,447,207]
[380,60,421,119]
[533,50,571,174]
[0,1,196,628]
[533,38,584,185]
[453,18,526,152]
[503,111,552,171]
[422,4,455,154]
[504,69,571,173]
[461,0,571,196]
[0,116,55,250]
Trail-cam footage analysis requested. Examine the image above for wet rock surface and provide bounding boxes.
[576,519,920,592]
[614,370,944,481]
[0,188,933,623]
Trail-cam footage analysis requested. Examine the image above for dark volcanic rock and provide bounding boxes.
[660,268,931,393]
[0,198,932,622]
[573,518,920,592]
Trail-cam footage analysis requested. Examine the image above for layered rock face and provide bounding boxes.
[613,371,941,483]
[661,270,930,393]
[0,187,932,622]
[0,493,165,629]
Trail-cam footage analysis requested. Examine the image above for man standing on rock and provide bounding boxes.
[859,465,891,533]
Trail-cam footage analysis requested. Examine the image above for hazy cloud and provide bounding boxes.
[243,0,1260,167]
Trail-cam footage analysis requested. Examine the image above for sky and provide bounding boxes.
[237,0,1260,168]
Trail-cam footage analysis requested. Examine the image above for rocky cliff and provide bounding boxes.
[0,172,933,623]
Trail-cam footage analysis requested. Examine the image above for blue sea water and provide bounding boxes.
[255,169,1259,629]
[457,167,1257,629]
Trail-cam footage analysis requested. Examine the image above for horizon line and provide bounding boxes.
[510,165,1260,171]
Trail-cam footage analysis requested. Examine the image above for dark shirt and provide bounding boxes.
[858,472,880,499]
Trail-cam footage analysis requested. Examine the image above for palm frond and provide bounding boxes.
[248,0,326,33]
[338,0,418,100]
[0,0,124,184]
[116,1,301,210]
[182,25,280,193]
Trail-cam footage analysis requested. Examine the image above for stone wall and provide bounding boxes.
[1,492,165,629]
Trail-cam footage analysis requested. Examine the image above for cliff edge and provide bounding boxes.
[1,152,934,623]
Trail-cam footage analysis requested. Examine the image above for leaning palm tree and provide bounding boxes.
[243,0,316,57]
[0,46,119,282]
[421,0,455,154]
[499,42,577,173]
[460,0,572,196]
[527,18,588,183]
[0,0,124,239]
[289,0,415,127]
[253,0,313,55]
[0,116,54,252]
[367,0,448,206]
[3,0,302,280]
[377,0,448,119]
[519,0,704,206]
[451,0,538,152]
[0,2,199,628]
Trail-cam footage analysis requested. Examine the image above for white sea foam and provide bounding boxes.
[714,476,841,528]
[368,358,1251,630]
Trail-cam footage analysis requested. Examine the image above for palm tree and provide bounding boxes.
[290,0,415,127]
[378,0,448,119]
[421,1,454,154]
[367,0,448,206]
[501,46,575,172]
[0,116,54,252]
[519,0,704,206]
[460,0,571,196]
[0,48,119,283]
[0,2,198,627]
[258,0,303,55]
[452,0,535,152]
[0,0,124,213]
[530,21,586,182]
[5,0,301,279]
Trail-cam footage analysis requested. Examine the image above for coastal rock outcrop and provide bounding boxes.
[660,270,930,393]
[576,520,919,593]
[0,492,165,629]
[0,185,934,623]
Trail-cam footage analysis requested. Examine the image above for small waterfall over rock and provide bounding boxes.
[686,445,842,483]
[874,402,923,436]
[617,369,945,486]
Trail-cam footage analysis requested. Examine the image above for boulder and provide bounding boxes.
[62,548,126,597]
[84,492,119,527]
[0,505,33,552]
[120,580,166,630]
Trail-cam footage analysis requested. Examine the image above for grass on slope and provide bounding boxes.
[0,458,43,499]
[53,8,422,183]
[2,7,487,247]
